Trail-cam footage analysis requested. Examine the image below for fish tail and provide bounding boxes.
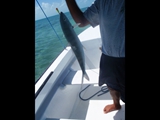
[83,71,89,81]
[80,72,89,91]
[80,75,84,90]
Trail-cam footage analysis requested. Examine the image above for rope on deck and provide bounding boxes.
[79,84,109,101]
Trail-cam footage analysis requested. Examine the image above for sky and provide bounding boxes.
[35,0,95,21]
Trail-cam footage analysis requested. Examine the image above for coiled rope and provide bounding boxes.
[79,84,109,101]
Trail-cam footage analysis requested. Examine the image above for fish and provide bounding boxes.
[60,11,89,84]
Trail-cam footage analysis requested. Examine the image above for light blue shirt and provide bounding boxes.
[83,0,125,57]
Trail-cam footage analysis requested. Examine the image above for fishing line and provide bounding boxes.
[36,0,66,49]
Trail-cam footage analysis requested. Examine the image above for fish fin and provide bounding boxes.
[80,75,84,90]
[72,23,81,28]
[84,71,89,81]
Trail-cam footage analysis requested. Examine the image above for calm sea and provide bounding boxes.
[35,7,90,82]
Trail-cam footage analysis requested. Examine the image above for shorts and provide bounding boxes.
[99,53,125,102]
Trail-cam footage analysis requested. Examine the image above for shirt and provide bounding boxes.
[83,0,125,57]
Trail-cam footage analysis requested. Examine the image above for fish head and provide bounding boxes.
[60,12,71,26]
[60,12,73,31]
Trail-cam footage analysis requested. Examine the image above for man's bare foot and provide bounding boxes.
[103,104,121,114]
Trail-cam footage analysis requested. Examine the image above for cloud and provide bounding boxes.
[35,0,67,21]
[35,0,94,21]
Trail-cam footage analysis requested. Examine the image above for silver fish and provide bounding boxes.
[60,12,89,83]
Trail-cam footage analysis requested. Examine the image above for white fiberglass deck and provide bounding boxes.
[35,26,125,120]
[41,57,125,120]
[42,68,125,120]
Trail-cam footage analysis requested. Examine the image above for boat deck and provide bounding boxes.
[36,26,125,120]
[41,69,125,120]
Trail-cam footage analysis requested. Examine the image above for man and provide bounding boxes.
[65,0,125,114]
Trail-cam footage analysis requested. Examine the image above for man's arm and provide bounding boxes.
[65,0,90,27]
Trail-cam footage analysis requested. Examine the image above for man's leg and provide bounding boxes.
[103,86,121,114]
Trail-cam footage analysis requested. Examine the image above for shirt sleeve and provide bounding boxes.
[83,0,100,28]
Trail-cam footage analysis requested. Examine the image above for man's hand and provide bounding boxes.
[65,0,90,27]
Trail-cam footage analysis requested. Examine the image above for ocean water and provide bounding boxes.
[35,7,90,82]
